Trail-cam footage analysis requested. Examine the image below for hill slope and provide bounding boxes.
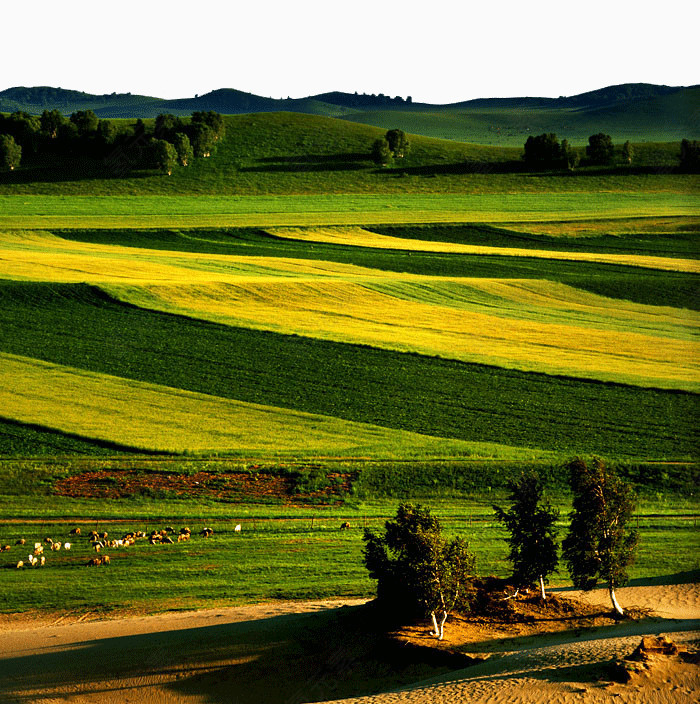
[1,83,697,144]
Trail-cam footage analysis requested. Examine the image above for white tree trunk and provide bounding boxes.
[438,611,447,640]
[430,611,439,637]
[539,575,547,600]
[609,586,624,616]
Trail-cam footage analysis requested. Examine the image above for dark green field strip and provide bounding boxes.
[56,229,700,310]
[0,417,143,457]
[0,417,156,457]
[0,282,697,459]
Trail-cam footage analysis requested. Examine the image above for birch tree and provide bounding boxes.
[562,458,639,617]
[493,470,559,600]
[363,503,475,639]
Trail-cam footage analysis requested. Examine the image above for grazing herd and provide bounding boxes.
[5,524,219,569]
[6,520,354,571]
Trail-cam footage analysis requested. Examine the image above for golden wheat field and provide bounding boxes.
[1,230,697,391]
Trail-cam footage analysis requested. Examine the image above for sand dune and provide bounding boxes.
[0,584,697,703]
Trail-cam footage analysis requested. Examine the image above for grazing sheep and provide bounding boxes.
[15,538,25,546]
[40,556,45,567]
[162,536,174,545]
[64,543,71,551]
[16,561,23,569]
[177,533,190,542]
[87,557,102,567]
[234,524,242,533]
[69,528,81,535]
[93,543,102,553]
[102,555,110,565]
[340,522,351,530]
[199,527,214,537]
[179,527,191,536]
[88,531,98,540]
[0,545,10,552]
[34,542,42,551]
[165,526,175,534]
[44,537,54,545]
[51,542,62,551]
[34,545,44,555]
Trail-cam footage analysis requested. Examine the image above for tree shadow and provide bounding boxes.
[241,153,370,173]
[379,160,525,177]
[0,603,471,704]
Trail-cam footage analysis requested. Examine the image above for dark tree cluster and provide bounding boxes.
[0,109,225,175]
[680,139,700,172]
[372,128,410,165]
[363,461,639,639]
[522,132,637,170]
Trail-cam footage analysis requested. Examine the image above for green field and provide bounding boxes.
[0,109,697,616]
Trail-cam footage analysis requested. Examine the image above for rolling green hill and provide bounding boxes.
[2,83,698,145]
[0,111,695,197]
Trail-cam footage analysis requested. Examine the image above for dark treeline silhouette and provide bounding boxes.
[0,109,225,175]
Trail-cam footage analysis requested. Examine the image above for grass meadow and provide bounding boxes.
[0,112,697,615]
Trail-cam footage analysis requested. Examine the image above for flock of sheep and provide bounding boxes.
[5,524,227,569]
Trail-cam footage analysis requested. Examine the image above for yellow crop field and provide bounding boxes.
[107,278,699,391]
[0,354,535,458]
[267,227,700,274]
[2,231,697,390]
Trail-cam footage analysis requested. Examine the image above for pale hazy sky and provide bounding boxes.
[3,1,697,103]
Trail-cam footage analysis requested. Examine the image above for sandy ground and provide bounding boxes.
[0,583,697,704]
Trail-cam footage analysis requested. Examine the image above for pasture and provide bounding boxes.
[0,112,697,617]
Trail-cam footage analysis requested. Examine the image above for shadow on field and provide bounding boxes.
[0,603,467,704]
[243,153,370,172]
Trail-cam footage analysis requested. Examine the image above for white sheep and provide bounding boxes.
[64,543,71,551]
[34,542,42,551]
[16,560,23,569]
[40,556,45,566]
[234,524,242,533]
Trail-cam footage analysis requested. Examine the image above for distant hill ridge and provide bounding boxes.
[1,83,698,144]
[1,82,695,116]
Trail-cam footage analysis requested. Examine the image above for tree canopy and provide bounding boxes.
[562,458,639,616]
[493,470,559,599]
[586,133,615,165]
[0,134,22,171]
[363,503,475,639]
[522,133,562,167]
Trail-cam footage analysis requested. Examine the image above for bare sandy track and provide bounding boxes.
[0,586,697,704]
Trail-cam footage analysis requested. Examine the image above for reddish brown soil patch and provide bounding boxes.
[53,469,352,504]
[394,586,650,656]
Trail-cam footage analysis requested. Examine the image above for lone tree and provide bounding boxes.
[562,458,639,617]
[385,128,409,158]
[493,471,559,600]
[371,137,393,166]
[622,140,634,165]
[586,133,615,165]
[363,503,475,640]
[523,133,562,168]
[0,134,22,171]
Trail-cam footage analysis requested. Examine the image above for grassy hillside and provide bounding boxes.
[0,112,697,197]
[2,83,698,145]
